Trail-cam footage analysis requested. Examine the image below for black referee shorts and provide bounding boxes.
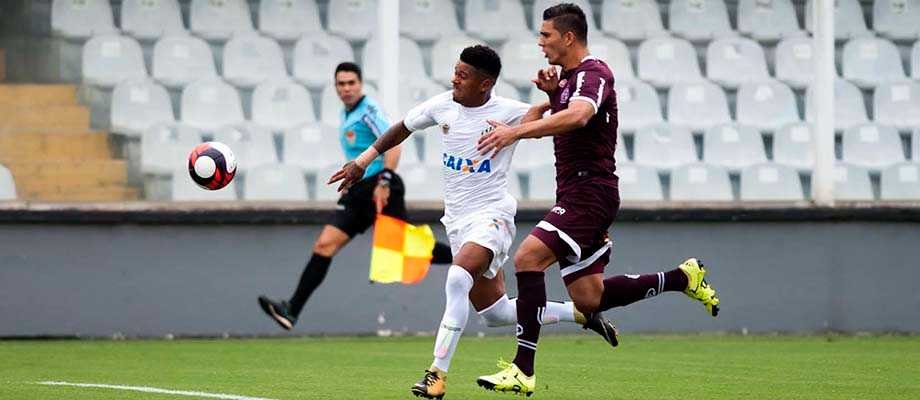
[330,169,407,237]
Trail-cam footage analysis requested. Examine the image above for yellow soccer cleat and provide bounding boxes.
[411,369,446,399]
[679,258,720,317]
[476,360,535,397]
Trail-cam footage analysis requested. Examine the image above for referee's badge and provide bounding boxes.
[345,130,356,145]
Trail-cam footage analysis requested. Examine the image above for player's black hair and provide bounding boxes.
[335,62,362,81]
[459,45,501,80]
[542,3,589,44]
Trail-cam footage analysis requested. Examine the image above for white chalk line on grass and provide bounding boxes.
[36,381,279,400]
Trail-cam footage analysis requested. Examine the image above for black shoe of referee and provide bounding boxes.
[258,296,297,331]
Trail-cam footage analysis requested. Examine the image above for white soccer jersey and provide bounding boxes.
[403,91,531,224]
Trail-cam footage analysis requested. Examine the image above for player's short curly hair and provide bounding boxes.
[542,3,588,44]
[460,45,501,80]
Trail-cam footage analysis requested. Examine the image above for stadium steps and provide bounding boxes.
[0,84,137,201]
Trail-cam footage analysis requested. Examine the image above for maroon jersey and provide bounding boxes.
[548,56,619,197]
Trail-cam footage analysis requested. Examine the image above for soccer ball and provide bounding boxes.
[188,142,237,190]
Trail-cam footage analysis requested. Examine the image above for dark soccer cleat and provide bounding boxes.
[257,296,297,331]
[583,312,619,348]
[411,370,446,399]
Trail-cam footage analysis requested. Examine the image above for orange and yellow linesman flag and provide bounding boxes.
[369,214,436,284]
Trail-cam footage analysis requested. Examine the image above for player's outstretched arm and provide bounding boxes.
[328,121,413,192]
[477,101,594,157]
[520,102,551,124]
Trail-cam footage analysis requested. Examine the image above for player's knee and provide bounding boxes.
[513,251,546,273]
[445,265,474,297]
[312,239,340,257]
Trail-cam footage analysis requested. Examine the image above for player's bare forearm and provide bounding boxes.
[383,144,402,171]
[330,121,412,192]
[520,102,551,124]
[516,101,595,139]
[371,121,413,155]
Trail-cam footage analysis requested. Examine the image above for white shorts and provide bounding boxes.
[443,213,516,280]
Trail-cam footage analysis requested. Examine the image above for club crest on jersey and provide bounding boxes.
[559,85,571,104]
[442,153,492,174]
[441,123,450,134]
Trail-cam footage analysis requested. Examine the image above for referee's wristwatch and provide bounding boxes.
[378,169,396,187]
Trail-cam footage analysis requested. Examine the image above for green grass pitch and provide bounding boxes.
[2,334,918,399]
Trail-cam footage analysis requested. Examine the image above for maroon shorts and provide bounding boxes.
[531,182,620,285]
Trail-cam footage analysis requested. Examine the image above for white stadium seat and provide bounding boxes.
[913,41,920,79]
[669,0,733,42]
[222,33,287,89]
[0,164,17,201]
[327,0,378,42]
[667,80,731,131]
[914,129,920,160]
[400,162,445,201]
[706,37,770,89]
[498,79,525,102]
[834,163,874,201]
[736,80,800,131]
[258,0,323,42]
[141,123,203,177]
[361,36,427,84]
[873,0,920,42]
[532,0,596,32]
[617,163,663,201]
[528,164,557,201]
[292,33,355,91]
[152,35,218,89]
[500,34,548,89]
[398,79,447,117]
[243,163,309,201]
[431,34,486,87]
[772,123,815,172]
[214,123,279,173]
[881,162,920,200]
[251,79,315,132]
[806,79,868,131]
[703,124,767,172]
[590,37,634,79]
[120,0,185,41]
[171,165,239,201]
[282,123,346,173]
[314,164,346,201]
[189,0,254,42]
[874,81,920,131]
[601,0,666,42]
[513,137,555,172]
[632,124,697,170]
[841,124,905,170]
[422,133,444,166]
[740,163,803,201]
[465,0,530,43]
[52,0,116,39]
[180,78,246,132]
[842,37,906,89]
[737,0,802,42]
[637,36,702,88]
[615,79,663,133]
[82,34,147,89]
[670,163,733,201]
[319,84,379,127]
[111,79,175,137]
[805,0,869,41]
[775,37,821,90]
[399,0,460,42]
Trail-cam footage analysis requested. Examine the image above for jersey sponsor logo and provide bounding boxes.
[550,206,566,215]
[442,153,492,174]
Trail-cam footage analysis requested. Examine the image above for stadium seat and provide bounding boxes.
[740,162,803,201]
[141,123,203,177]
[874,81,920,131]
[422,133,444,166]
[775,37,820,90]
[180,78,245,132]
[214,123,279,172]
[258,0,323,42]
[514,137,555,172]
[327,0,378,42]
[703,124,767,172]
[398,78,447,117]
[314,163,345,201]
[319,83,379,127]
[243,163,309,201]
[706,37,770,89]
[617,163,663,201]
[51,0,116,39]
[398,136,423,165]
[507,167,525,200]
[601,0,666,42]
[772,122,815,171]
[111,79,175,137]
[400,163,445,201]
[632,124,697,170]
[637,37,702,88]
[399,0,460,42]
[615,79,663,133]
[834,163,874,201]
[292,33,355,91]
[590,37,634,79]
[0,164,17,201]
[222,34,287,89]
[120,0,185,41]
[361,36,427,84]
[736,80,799,131]
[667,80,731,131]
[805,79,868,131]
[82,34,147,89]
[282,122,346,172]
[913,41,920,79]
[914,129,920,160]
[500,34,547,89]
[842,37,906,89]
[805,0,869,41]
[873,0,920,42]
[669,0,733,42]
[670,163,733,201]
[880,162,920,200]
[614,134,629,162]
[528,164,557,201]
[152,35,218,90]
[498,79,525,102]
[464,0,530,43]
[431,34,486,87]
[532,0,596,32]
[189,0,254,42]
[171,166,239,201]
[841,123,905,170]
[737,0,802,42]
[251,79,315,132]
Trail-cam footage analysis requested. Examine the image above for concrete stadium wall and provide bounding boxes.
[1,218,919,337]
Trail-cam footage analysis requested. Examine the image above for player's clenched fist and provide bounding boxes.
[328,161,365,192]
[532,66,560,95]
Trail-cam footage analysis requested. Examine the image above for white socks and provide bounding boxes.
[478,295,578,327]
[431,265,474,372]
